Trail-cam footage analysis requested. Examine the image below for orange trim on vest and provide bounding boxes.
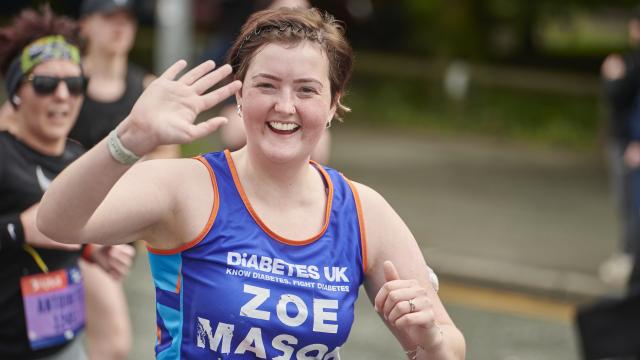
[344,176,368,274]
[147,156,220,255]
[156,325,162,345]
[224,149,333,246]
[175,272,182,293]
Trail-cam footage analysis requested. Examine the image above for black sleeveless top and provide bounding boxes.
[69,62,146,149]
[0,131,84,359]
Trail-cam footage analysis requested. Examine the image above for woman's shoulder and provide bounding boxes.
[350,181,388,209]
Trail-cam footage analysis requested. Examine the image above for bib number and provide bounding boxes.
[20,266,85,350]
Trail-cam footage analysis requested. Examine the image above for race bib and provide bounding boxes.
[20,266,85,350]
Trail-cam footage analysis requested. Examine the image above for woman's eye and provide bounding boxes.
[300,86,319,95]
[257,83,275,89]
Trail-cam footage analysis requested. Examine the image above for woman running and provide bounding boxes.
[39,7,466,359]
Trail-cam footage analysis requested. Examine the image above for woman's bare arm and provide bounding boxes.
[37,60,241,246]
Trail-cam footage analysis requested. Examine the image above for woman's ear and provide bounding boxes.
[235,90,242,106]
[11,95,21,107]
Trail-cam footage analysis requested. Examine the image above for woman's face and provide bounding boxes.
[82,10,137,56]
[238,41,336,163]
[15,60,84,143]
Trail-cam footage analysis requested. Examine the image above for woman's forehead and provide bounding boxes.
[246,41,329,79]
[31,59,82,76]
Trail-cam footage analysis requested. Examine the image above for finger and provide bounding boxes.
[109,247,134,268]
[160,59,188,80]
[179,60,216,86]
[388,293,430,324]
[384,260,401,282]
[394,310,436,330]
[188,117,229,140]
[200,80,242,110]
[192,64,234,94]
[113,244,136,259]
[109,252,133,271]
[382,287,416,321]
[374,261,404,313]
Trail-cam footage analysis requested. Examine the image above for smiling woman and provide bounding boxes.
[37,7,466,360]
[238,41,335,164]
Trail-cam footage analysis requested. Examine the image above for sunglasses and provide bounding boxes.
[24,73,87,96]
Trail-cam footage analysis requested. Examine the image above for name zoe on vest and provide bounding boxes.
[196,284,343,359]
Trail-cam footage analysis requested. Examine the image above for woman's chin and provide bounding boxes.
[259,143,308,164]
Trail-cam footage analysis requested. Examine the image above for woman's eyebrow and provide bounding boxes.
[251,73,323,88]
[251,73,280,81]
[294,78,323,88]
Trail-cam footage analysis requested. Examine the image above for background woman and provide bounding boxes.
[0,6,134,359]
[39,7,465,359]
[71,1,180,358]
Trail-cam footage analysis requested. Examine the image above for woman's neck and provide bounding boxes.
[232,147,319,202]
[83,51,127,80]
[83,52,128,101]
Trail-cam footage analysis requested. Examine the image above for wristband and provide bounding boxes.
[107,129,141,165]
[0,213,25,251]
[81,244,95,263]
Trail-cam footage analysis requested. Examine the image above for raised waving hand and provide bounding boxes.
[117,60,242,157]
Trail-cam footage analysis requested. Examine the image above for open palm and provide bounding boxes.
[120,60,242,155]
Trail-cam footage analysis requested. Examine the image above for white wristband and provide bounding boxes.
[107,129,141,165]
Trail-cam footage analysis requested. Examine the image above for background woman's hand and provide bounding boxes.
[117,60,242,156]
[89,244,136,281]
[374,261,444,353]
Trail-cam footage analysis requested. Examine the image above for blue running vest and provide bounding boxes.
[147,150,367,359]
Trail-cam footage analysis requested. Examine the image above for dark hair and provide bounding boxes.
[0,5,81,76]
[226,7,354,119]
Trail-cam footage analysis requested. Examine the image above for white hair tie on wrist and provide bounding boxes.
[107,129,141,165]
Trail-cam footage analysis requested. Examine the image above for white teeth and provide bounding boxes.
[269,121,299,131]
[48,110,67,117]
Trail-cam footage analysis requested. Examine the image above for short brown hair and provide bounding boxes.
[0,5,81,76]
[226,7,354,119]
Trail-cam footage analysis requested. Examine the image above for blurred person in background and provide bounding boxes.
[0,6,134,359]
[201,0,332,164]
[71,0,180,359]
[600,8,640,291]
[576,10,640,358]
[72,0,179,158]
[37,7,465,359]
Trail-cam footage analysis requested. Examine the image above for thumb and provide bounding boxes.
[383,260,401,282]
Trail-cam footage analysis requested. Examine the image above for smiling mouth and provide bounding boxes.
[47,110,69,118]
[267,121,300,135]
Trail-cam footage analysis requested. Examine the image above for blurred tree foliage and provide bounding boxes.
[332,0,640,66]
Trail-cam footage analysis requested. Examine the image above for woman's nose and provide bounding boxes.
[52,81,70,100]
[274,93,296,115]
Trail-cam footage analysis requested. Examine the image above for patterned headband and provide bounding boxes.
[5,35,81,106]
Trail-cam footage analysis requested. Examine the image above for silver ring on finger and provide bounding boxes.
[408,298,416,313]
